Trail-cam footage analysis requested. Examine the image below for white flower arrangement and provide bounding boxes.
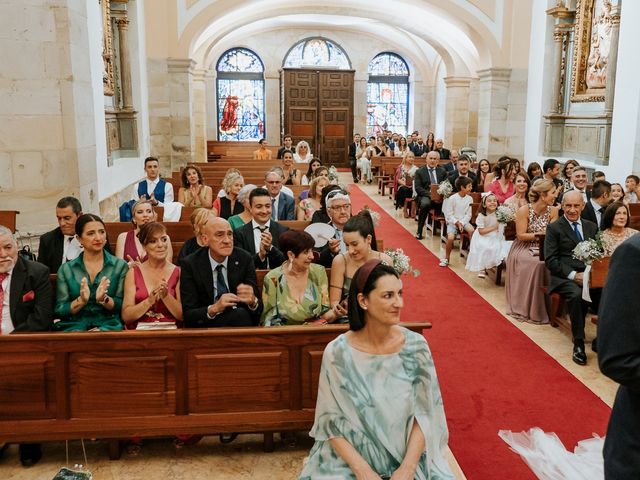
[384,248,420,277]
[496,205,516,224]
[437,180,453,198]
[328,165,339,183]
[572,232,606,265]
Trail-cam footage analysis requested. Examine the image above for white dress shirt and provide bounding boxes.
[251,219,271,255]
[132,177,174,204]
[589,198,604,226]
[1,269,14,335]
[62,235,83,264]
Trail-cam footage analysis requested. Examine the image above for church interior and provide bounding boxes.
[1,0,638,478]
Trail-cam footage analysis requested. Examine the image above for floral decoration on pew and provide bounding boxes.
[384,248,420,277]
[328,165,339,183]
[437,180,453,198]
[496,205,516,224]
[572,231,606,265]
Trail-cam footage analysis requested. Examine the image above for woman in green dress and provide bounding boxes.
[54,214,128,331]
[300,261,454,479]
[228,184,256,231]
[261,230,336,326]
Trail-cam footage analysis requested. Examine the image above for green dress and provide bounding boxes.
[54,251,128,331]
[228,214,248,231]
[299,329,454,480]
[261,263,330,326]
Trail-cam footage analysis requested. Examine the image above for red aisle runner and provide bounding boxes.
[348,186,611,479]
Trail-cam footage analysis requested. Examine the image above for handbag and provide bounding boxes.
[51,440,92,480]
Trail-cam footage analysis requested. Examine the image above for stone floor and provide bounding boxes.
[0,176,616,479]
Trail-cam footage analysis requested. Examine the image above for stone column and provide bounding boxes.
[167,58,196,171]
[546,4,574,114]
[205,71,217,141]
[550,29,564,114]
[353,71,368,136]
[264,71,280,144]
[605,5,621,115]
[443,77,472,149]
[476,68,511,161]
[115,18,133,110]
[192,69,207,163]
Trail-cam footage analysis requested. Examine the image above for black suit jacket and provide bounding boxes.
[598,234,640,478]
[448,171,477,191]
[580,200,604,230]
[9,256,53,332]
[180,247,262,327]
[437,148,450,160]
[443,161,456,173]
[233,221,289,269]
[544,217,598,294]
[414,166,448,199]
[37,227,111,273]
[348,142,357,159]
[411,143,427,157]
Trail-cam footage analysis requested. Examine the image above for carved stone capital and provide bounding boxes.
[115,18,129,29]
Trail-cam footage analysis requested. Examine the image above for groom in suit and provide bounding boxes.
[598,234,640,478]
[180,215,262,328]
[233,187,289,269]
[544,190,600,365]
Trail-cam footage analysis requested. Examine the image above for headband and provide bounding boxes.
[480,192,495,207]
[325,190,351,208]
[356,259,382,292]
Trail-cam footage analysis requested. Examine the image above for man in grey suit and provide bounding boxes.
[265,168,295,221]
[598,234,640,479]
[544,190,600,365]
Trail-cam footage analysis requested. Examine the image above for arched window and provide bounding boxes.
[366,52,410,137]
[283,37,351,69]
[216,48,265,141]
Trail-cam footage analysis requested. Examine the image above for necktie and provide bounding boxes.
[429,168,437,184]
[271,198,276,220]
[215,264,228,300]
[598,207,605,214]
[0,272,8,335]
[572,222,583,242]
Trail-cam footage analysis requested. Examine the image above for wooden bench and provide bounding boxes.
[0,210,19,233]
[0,323,431,456]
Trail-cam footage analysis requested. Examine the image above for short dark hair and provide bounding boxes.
[457,154,470,164]
[259,138,266,144]
[455,176,473,191]
[591,180,611,199]
[283,134,292,141]
[348,263,400,331]
[180,165,204,188]
[626,174,640,184]
[56,196,82,215]
[526,162,542,179]
[75,213,105,237]
[601,201,629,230]
[249,187,270,206]
[137,221,167,245]
[592,171,606,181]
[278,230,315,257]
[543,158,560,174]
[344,210,378,251]
[144,156,159,166]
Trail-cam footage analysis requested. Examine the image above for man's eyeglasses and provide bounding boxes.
[329,204,351,211]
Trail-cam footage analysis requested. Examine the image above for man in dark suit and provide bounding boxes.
[1,225,53,466]
[544,191,600,365]
[234,187,289,269]
[598,234,640,479]
[414,151,448,239]
[264,169,295,221]
[581,180,611,229]
[348,133,360,183]
[435,138,450,160]
[447,154,477,191]
[180,216,262,328]
[277,134,293,159]
[442,149,458,173]
[37,196,83,273]
[411,135,427,157]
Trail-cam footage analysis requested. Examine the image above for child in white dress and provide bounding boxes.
[465,193,512,278]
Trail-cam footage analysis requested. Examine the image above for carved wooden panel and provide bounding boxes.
[0,353,56,420]
[69,352,176,417]
[188,348,290,413]
[301,346,325,409]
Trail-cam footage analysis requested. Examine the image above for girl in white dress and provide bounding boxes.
[466,193,512,278]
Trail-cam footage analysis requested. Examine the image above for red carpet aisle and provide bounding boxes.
[348,186,611,479]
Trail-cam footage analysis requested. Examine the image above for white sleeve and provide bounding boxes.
[443,197,454,223]
[461,198,472,225]
[131,183,140,201]
[475,214,486,229]
[164,181,174,203]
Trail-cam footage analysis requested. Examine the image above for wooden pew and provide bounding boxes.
[0,210,19,233]
[0,323,430,454]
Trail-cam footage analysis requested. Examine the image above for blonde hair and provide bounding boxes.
[223,172,244,194]
[190,207,211,236]
[131,199,154,226]
[308,176,329,201]
[528,178,555,203]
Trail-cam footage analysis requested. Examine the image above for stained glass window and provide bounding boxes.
[367,53,410,137]
[216,48,265,141]
[283,37,351,69]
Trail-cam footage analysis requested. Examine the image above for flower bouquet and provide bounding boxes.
[384,248,420,277]
[572,232,606,265]
[437,180,453,198]
[328,165,339,183]
[496,205,516,224]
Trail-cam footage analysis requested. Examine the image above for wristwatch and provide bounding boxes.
[99,295,110,305]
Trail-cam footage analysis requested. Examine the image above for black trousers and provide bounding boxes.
[349,156,358,181]
[416,197,441,234]
[199,307,254,328]
[395,186,413,209]
[551,280,601,342]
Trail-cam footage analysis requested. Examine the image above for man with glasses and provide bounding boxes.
[317,190,352,267]
[263,168,295,221]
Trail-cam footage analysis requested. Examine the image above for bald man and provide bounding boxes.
[180,216,262,327]
[544,190,599,365]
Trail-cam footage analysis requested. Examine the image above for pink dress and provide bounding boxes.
[488,180,515,205]
[126,266,180,330]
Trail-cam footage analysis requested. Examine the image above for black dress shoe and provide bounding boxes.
[415,233,424,240]
[219,433,238,444]
[591,337,598,353]
[572,345,587,366]
[19,443,42,467]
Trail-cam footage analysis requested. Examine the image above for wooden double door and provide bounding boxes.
[281,68,354,167]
